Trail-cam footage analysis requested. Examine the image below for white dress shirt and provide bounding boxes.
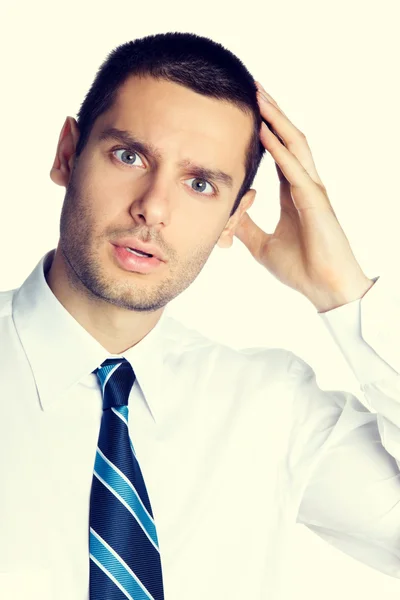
[1,249,400,599]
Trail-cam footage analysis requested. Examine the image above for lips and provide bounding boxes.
[112,244,162,274]
[112,237,165,261]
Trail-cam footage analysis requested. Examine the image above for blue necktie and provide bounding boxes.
[89,357,165,599]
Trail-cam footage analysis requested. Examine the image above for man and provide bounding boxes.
[0,31,399,600]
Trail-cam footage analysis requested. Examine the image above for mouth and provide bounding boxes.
[111,243,163,274]
[111,237,165,262]
[124,246,153,258]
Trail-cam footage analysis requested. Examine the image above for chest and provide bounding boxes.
[0,364,294,599]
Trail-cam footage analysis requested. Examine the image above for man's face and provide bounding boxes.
[59,75,254,312]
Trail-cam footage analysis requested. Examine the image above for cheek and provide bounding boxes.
[183,219,226,253]
[81,168,123,221]
[81,151,118,193]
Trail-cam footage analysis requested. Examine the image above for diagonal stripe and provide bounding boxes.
[93,456,159,550]
[90,477,164,599]
[97,362,120,394]
[96,447,155,529]
[90,528,154,600]
[130,438,136,456]
[112,405,129,425]
[102,363,135,410]
[93,471,158,549]
[103,362,125,397]
[90,554,133,600]
[103,363,120,392]
[98,410,153,515]
[111,406,137,455]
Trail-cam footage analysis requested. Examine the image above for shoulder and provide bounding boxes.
[161,313,303,384]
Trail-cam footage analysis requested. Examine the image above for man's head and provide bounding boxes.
[50,32,266,314]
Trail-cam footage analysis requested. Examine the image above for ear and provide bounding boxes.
[217,188,256,249]
[50,117,80,187]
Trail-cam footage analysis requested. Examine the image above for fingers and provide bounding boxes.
[255,81,287,117]
[257,91,304,149]
[255,81,325,188]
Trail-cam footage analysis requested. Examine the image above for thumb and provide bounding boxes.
[234,211,272,262]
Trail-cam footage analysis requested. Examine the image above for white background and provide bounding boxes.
[1,0,400,597]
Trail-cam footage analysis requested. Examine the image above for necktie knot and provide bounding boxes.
[93,357,135,410]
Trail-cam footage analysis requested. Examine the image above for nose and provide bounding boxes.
[128,170,173,229]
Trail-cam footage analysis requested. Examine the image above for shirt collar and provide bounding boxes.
[12,249,169,422]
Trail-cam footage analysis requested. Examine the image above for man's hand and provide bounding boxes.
[234,81,375,313]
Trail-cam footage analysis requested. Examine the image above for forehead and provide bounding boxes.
[93,75,254,185]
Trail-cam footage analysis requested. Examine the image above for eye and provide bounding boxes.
[112,148,145,168]
[185,177,215,196]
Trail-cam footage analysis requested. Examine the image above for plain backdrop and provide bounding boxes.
[1,0,399,597]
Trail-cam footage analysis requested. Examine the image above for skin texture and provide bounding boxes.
[48,75,256,353]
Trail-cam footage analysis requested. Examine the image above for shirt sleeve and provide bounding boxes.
[291,274,400,578]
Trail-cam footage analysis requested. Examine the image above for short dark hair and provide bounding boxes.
[75,32,266,217]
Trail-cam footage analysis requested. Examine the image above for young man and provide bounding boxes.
[0,32,399,600]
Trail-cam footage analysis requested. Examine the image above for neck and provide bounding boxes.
[45,247,164,354]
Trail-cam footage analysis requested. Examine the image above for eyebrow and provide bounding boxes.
[98,127,234,189]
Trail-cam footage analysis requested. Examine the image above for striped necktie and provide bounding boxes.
[89,357,165,599]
